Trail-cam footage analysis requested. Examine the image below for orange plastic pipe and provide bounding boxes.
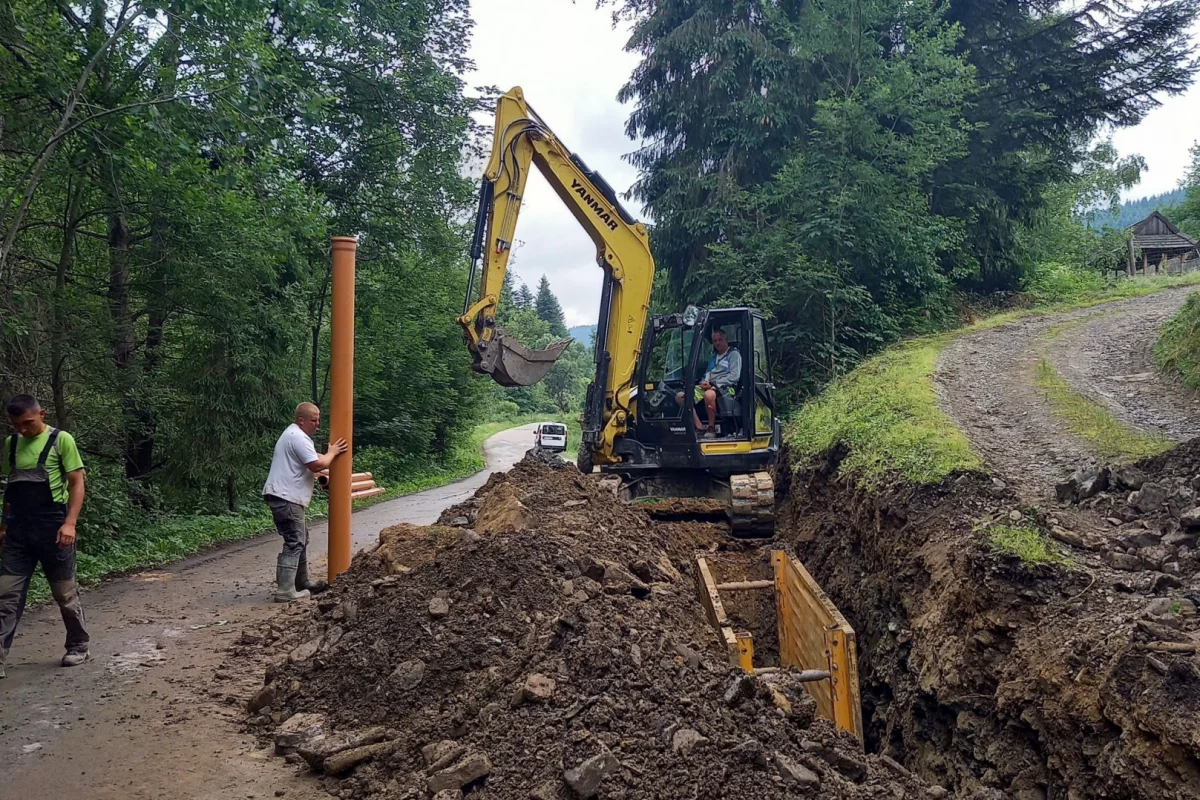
[328,236,357,582]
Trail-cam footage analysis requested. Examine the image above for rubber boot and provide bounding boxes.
[274,554,310,603]
[295,548,328,594]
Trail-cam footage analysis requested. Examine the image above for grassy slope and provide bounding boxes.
[787,272,1200,486]
[30,414,562,602]
[1156,292,1200,391]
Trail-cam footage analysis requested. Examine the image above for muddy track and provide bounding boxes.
[937,288,1200,501]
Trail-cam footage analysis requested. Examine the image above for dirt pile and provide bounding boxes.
[1053,440,1200,577]
[782,449,1200,800]
[235,452,942,799]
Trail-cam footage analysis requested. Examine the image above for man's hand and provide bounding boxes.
[0,523,6,545]
[700,381,712,390]
[327,437,348,457]
[57,521,77,547]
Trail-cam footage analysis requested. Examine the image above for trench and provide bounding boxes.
[760,451,1200,800]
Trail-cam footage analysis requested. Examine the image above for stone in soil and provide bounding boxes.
[427,752,492,794]
[562,751,618,798]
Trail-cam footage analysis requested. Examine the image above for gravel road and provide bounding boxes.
[937,288,1200,501]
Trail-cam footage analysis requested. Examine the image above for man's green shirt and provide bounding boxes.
[1,428,85,504]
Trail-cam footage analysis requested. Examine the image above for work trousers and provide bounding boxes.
[0,522,89,656]
[265,495,308,558]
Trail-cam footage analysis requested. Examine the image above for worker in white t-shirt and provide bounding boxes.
[263,402,347,602]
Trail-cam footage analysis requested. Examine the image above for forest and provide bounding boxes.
[2,0,1199,559]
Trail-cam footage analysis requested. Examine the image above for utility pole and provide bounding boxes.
[328,236,357,582]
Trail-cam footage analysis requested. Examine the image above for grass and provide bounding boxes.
[787,335,982,485]
[986,523,1072,567]
[787,271,1199,486]
[1033,356,1172,462]
[24,413,560,604]
[1155,292,1200,391]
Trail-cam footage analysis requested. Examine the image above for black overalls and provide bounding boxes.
[0,429,89,661]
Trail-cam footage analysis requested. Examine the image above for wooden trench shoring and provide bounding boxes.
[694,551,864,743]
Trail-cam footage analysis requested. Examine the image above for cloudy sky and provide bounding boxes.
[467,1,1200,328]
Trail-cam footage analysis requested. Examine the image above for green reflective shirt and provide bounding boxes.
[1,428,85,504]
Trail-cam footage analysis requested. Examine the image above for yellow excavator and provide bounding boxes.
[457,87,780,534]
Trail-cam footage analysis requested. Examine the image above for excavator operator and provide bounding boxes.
[676,327,742,438]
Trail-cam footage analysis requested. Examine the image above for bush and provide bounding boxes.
[1026,262,1107,305]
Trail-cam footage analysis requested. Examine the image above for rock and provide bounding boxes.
[1009,509,1024,522]
[287,637,322,664]
[562,752,618,798]
[429,597,450,618]
[273,712,327,755]
[1180,507,1200,529]
[1048,526,1101,551]
[655,554,682,583]
[448,516,469,526]
[427,752,492,794]
[1107,517,1124,527]
[671,728,708,755]
[460,530,482,544]
[800,739,867,782]
[1144,597,1176,617]
[732,738,769,766]
[1130,481,1170,513]
[774,752,820,789]
[630,643,642,667]
[298,727,389,770]
[1138,544,1175,570]
[1163,561,1183,575]
[422,740,465,768]
[433,791,463,800]
[1057,466,1109,504]
[671,642,702,670]
[563,499,588,508]
[322,739,400,776]
[529,782,560,800]
[1153,573,1184,591]
[1164,528,1198,546]
[597,476,622,496]
[390,659,426,690]
[724,674,755,706]
[511,673,556,707]
[247,683,277,713]
[1112,465,1147,491]
[475,485,530,534]
[1105,551,1144,572]
[629,559,655,583]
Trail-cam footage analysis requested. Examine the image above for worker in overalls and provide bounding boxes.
[0,394,89,678]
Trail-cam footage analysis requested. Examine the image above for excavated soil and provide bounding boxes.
[780,445,1200,800]
[229,453,947,800]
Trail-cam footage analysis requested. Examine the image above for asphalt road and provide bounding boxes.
[0,424,541,799]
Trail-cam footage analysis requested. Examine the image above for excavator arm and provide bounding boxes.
[458,87,655,465]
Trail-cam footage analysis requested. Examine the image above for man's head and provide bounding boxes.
[711,328,729,354]
[294,402,321,436]
[6,394,47,439]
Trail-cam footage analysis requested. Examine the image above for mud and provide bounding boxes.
[781,447,1200,799]
[234,453,951,799]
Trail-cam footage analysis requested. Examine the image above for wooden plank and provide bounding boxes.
[771,550,864,743]
[715,580,774,591]
[694,557,730,629]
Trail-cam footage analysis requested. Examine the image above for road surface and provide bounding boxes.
[0,424,541,799]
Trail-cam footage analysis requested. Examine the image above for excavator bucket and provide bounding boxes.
[476,329,573,387]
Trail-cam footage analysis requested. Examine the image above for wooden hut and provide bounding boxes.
[1127,211,1200,275]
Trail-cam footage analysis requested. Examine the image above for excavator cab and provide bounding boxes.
[626,306,779,468]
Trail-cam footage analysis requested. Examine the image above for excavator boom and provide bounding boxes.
[457,87,655,463]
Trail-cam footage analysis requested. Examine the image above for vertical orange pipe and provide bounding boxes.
[328,236,357,582]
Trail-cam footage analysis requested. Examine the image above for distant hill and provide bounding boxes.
[568,325,596,346]
[1089,188,1187,229]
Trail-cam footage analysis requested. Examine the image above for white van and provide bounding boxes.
[534,422,567,452]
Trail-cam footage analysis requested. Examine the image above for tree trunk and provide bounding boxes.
[51,180,85,428]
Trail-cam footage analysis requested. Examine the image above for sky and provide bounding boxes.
[467,2,1200,328]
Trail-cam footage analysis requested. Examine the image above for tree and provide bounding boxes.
[514,282,535,311]
[1175,142,1200,238]
[535,275,568,337]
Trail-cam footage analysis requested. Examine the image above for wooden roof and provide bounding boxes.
[1128,211,1198,252]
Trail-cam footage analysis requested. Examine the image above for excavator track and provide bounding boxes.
[728,471,775,537]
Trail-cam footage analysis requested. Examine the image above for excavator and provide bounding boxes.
[457,87,780,535]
